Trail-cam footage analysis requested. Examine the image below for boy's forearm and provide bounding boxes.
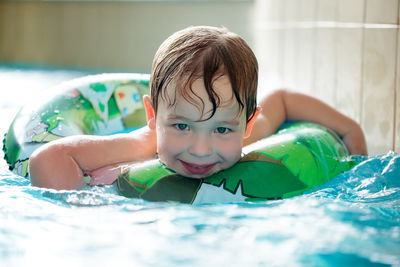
[280,90,367,155]
[281,90,353,135]
[254,89,367,155]
[29,126,157,190]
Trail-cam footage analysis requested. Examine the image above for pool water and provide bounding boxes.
[1,66,399,266]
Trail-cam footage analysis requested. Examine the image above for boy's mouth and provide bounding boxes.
[179,160,216,175]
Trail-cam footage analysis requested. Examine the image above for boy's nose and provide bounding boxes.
[188,135,213,157]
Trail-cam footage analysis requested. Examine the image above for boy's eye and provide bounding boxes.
[174,123,189,131]
[215,127,231,134]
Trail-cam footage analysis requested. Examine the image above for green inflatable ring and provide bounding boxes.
[3,73,149,177]
[117,122,354,203]
[2,73,355,203]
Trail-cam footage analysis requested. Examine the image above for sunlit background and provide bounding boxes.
[0,0,399,154]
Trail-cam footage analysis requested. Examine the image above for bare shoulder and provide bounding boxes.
[243,90,287,146]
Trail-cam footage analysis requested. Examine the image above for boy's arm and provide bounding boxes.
[245,89,367,155]
[29,126,157,190]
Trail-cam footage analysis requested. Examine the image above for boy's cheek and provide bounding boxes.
[157,135,185,154]
[216,139,243,159]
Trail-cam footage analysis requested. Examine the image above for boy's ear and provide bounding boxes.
[244,107,261,139]
[143,95,156,130]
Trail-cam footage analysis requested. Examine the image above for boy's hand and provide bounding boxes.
[84,164,123,186]
[342,124,368,156]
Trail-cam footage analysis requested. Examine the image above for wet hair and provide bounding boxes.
[149,26,258,123]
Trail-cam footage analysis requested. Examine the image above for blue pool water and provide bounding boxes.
[1,66,399,266]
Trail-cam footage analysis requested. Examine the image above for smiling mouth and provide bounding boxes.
[179,160,216,175]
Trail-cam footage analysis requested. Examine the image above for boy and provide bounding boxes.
[29,26,367,190]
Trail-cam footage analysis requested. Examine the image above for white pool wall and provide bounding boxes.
[253,0,400,156]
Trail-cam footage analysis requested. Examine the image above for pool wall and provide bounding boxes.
[253,0,400,156]
[0,0,399,155]
[0,0,254,72]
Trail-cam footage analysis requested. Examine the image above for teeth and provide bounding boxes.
[193,164,208,168]
[189,163,209,169]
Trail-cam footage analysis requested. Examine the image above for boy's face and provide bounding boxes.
[153,75,250,179]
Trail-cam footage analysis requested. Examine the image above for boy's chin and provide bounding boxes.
[184,173,210,179]
[163,159,228,179]
[176,167,220,179]
[172,169,207,179]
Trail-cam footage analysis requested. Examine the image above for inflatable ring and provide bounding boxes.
[2,73,355,203]
[3,73,149,177]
